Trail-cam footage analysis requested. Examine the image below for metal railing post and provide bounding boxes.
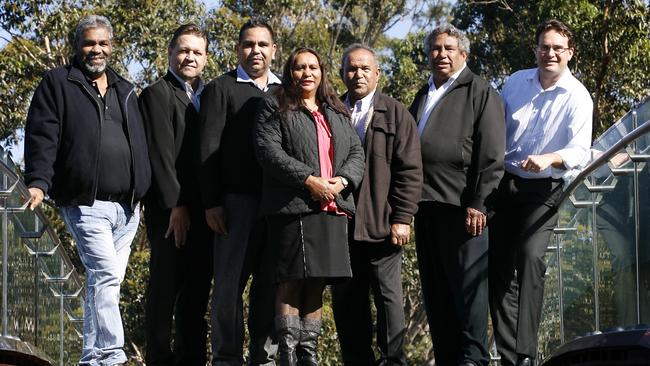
[631,109,642,324]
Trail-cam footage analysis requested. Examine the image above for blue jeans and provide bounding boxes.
[60,201,140,366]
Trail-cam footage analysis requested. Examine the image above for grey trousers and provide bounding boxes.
[211,194,277,366]
[331,239,407,366]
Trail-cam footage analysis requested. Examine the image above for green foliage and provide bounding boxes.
[453,0,650,135]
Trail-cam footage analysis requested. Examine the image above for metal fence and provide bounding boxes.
[0,148,84,365]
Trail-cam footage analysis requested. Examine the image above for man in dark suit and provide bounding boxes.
[409,25,505,366]
[139,24,212,366]
[331,44,422,366]
[198,19,280,365]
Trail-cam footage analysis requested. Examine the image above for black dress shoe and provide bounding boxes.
[459,362,476,366]
[515,355,535,366]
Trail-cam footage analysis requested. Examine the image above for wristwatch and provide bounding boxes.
[340,176,349,188]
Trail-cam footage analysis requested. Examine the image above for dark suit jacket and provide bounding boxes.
[140,71,201,209]
[409,67,505,213]
[344,91,423,243]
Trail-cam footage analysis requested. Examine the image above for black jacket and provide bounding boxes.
[409,67,505,213]
[346,91,423,243]
[24,64,151,208]
[254,96,365,216]
[198,70,281,209]
[139,72,201,209]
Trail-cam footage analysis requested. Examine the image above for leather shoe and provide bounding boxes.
[459,362,476,366]
[516,355,535,366]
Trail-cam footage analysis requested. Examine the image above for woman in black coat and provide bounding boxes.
[254,47,364,365]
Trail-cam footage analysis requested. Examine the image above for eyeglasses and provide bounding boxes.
[535,45,572,55]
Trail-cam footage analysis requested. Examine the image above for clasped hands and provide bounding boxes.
[304,175,345,203]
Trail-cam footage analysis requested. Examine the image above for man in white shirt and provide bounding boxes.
[489,19,593,366]
[409,25,505,366]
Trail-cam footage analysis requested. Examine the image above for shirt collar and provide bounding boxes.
[427,63,466,90]
[236,64,281,90]
[169,69,204,95]
[530,68,573,91]
[345,88,377,111]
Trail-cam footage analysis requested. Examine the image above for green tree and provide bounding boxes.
[453,0,650,135]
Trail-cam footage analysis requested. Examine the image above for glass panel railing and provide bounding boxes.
[538,96,650,363]
[0,148,84,365]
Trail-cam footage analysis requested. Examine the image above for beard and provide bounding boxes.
[78,54,109,76]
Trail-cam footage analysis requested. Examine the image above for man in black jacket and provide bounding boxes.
[24,15,150,366]
[140,24,212,366]
[198,19,279,365]
[331,44,422,366]
[409,25,505,366]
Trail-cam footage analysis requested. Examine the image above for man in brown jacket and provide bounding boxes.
[331,44,423,366]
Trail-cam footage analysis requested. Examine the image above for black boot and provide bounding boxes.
[275,315,300,366]
[297,317,321,366]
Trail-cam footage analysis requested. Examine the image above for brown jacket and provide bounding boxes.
[347,91,423,243]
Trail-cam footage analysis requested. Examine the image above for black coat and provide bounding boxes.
[254,96,365,216]
[24,64,151,208]
[139,72,201,209]
[409,67,505,213]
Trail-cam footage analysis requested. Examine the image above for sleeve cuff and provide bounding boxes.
[27,180,49,195]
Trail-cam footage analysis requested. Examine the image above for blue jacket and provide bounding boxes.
[24,64,151,208]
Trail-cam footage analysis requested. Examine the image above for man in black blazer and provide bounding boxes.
[139,24,212,366]
[409,25,505,366]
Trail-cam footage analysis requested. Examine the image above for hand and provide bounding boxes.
[390,223,411,246]
[465,207,486,236]
[520,153,563,172]
[305,175,337,203]
[327,177,345,195]
[27,187,44,211]
[610,152,630,168]
[205,206,227,235]
[166,206,191,248]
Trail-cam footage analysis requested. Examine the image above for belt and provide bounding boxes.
[95,192,130,202]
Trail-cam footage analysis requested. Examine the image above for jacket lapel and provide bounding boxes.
[421,67,474,134]
[165,72,193,110]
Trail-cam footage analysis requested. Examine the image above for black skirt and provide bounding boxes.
[266,211,352,282]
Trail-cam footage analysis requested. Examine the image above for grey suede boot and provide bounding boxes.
[297,317,321,366]
[275,315,300,366]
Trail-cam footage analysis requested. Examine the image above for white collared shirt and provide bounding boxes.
[169,69,204,111]
[236,64,281,91]
[345,89,376,144]
[502,67,593,179]
[417,63,466,135]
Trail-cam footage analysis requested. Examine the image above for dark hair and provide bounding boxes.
[168,23,209,52]
[238,18,274,44]
[535,19,574,48]
[275,47,349,117]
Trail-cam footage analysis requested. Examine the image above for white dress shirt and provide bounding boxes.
[345,89,376,144]
[236,64,281,92]
[502,67,593,179]
[170,69,205,111]
[417,63,466,135]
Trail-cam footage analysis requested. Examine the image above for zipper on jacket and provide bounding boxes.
[71,79,104,205]
[124,88,137,209]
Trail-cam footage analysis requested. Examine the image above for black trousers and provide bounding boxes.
[488,173,562,366]
[415,202,489,366]
[144,203,214,366]
[331,238,406,366]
